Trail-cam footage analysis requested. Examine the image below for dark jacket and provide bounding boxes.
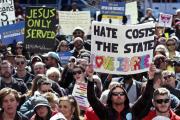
[0,111,28,120]
[87,80,132,120]
[0,77,28,95]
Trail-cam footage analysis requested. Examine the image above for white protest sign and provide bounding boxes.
[158,13,173,28]
[59,11,91,35]
[126,1,138,24]
[72,82,89,110]
[0,0,16,26]
[91,21,155,75]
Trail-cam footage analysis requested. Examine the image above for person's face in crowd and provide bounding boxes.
[166,40,176,52]
[16,44,23,55]
[48,72,60,82]
[15,57,26,71]
[58,41,69,52]
[159,58,167,70]
[50,102,59,112]
[39,84,52,94]
[175,65,180,73]
[163,73,176,88]
[36,105,49,118]
[0,63,12,78]
[78,59,88,69]
[153,94,170,114]
[73,30,84,38]
[59,101,74,119]
[47,57,56,67]
[147,10,152,17]
[73,68,84,82]
[2,93,19,115]
[74,40,83,50]
[111,87,126,106]
[34,65,46,75]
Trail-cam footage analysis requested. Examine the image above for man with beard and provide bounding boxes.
[71,37,86,58]
[143,88,180,120]
[86,64,132,120]
[0,60,28,95]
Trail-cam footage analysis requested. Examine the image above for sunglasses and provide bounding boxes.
[16,47,23,49]
[41,89,52,93]
[112,92,125,96]
[73,70,82,75]
[16,61,25,65]
[155,98,170,104]
[164,74,175,80]
[167,43,175,46]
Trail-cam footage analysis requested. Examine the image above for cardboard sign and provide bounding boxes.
[57,51,72,66]
[72,82,89,110]
[58,11,91,35]
[158,13,173,28]
[0,0,16,26]
[91,21,155,75]
[100,2,125,16]
[24,7,56,53]
[0,21,24,45]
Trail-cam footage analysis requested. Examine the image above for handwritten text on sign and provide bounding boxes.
[91,21,155,75]
[24,7,56,53]
[0,0,15,22]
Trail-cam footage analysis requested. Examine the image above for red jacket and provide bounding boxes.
[143,109,180,120]
[84,107,100,120]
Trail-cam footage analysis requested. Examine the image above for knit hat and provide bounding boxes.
[73,26,84,33]
[31,55,42,64]
[46,52,60,62]
[73,37,83,44]
[33,96,50,111]
[50,113,67,120]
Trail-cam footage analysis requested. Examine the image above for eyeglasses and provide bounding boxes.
[61,44,68,47]
[16,47,23,49]
[164,74,175,80]
[155,98,170,104]
[73,70,82,75]
[16,61,25,65]
[112,92,125,96]
[167,43,175,46]
[41,89,52,93]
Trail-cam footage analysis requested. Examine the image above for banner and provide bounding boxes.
[72,82,89,110]
[0,0,16,26]
[91,21,155,75]
[0,21,24,45]
[24,7,56,53]
[158,13,173,28]
[57,51,72,66]
[58,11,91,35]
[100,2,125,16]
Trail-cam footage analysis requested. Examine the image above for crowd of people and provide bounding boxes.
[0,1,180,120]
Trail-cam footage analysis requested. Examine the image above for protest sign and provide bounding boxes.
[91,21,155,75]
[100,2,125,16]
[24,7,56,53]
[158,13,173,28]
[57,51,72,66]
[0,0,16,26]
[0,21,25,45]
[72,82,89,110]
[58,11,91,35]
[126,1,138,24]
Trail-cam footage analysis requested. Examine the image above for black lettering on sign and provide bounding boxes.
[125,27,155,39]
[94,25,117,38]
[124,40,154,53]
[95,41,118,53]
